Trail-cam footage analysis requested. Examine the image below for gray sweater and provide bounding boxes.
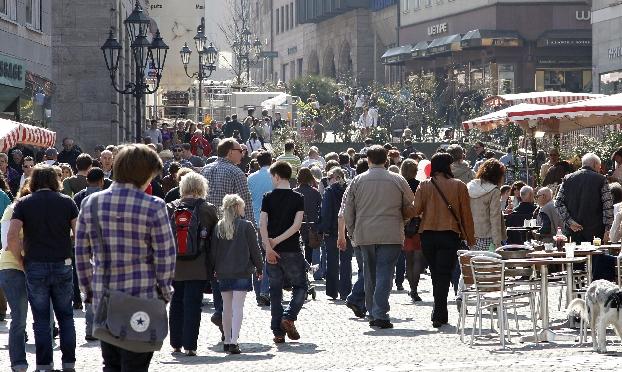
[209,218,263,279]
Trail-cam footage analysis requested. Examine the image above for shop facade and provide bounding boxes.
[383,1,592,93]
[592,0,622,94]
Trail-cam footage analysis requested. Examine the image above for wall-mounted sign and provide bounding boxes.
[288,46,298,55]
[538,39,591,47]
[609,46,622,59]
[0,54,25,90]
[576,10,591,21]
[427,22,448,36]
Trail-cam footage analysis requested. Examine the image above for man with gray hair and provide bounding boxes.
[554,153,614,243]
[535,187,562,242]
[447,144,475,184]
[513,185,537,216]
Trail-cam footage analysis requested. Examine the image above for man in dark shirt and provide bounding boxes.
[8,164,78,371]
[260,161,307,344]
[225,114,244,138]
[57,137,82,172]
[73,168,104,210]
[513,185,537,216]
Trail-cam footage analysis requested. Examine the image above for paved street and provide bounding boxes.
[2,269,622,371]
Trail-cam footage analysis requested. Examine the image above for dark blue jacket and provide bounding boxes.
[318,182,347,236]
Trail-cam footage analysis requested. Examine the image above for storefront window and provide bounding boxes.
[600,71,622,95]
[498,64,515,94]
[535,69,592,92]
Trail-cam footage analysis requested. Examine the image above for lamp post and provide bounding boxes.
[233,27,262,86]
[101,0,168,143]
[180,17,218,123]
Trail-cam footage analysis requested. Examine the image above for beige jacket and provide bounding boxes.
[467,179,506,246]
[343,165,415,246]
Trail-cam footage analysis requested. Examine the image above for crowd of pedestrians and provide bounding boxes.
[1,127,622,371]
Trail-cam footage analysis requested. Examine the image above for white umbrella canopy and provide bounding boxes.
[0,118,56,152]
[484,91,605,107]
[462,103,544,132]
[506,93,622,133]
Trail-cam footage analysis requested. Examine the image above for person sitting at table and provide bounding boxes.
[608,183,622,243]
[534,187,562,243]
[513,186,537,216]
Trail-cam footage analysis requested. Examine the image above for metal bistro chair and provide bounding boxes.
[456,250,502,343]
[470,256,538,348]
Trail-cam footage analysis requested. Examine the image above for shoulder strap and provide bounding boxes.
[430,177,465,240]
[89,193,111,289]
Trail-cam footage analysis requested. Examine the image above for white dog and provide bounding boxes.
[567,279,622,352]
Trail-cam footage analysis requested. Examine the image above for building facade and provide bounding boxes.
[0,0,52,126]
[250,0,398,85]
[592,0,622,94]
[383,0,592,93]
[52,0,155,151]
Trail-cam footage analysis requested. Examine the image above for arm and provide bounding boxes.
[150,202,177,302]
[259,211,279,264]
[273,211,304,246]
[601,181,614,232]
[553,182,579,230]
[611,210,622,243]
[74,201,94,300]
[7,219,23,268]
[337,184,350,250]
[458,184,476,247]
[343,180,357,238]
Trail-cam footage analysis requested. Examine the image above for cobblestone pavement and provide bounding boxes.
[2,270,622,371]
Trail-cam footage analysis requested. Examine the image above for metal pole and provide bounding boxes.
[198,77,203,122]
[135,65,143,143]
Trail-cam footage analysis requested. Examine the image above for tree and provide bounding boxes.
[218,0,253,87]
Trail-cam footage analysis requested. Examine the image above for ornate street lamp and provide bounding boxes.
[101,0,168,142]
[180,17,218,122]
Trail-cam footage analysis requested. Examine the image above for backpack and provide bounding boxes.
[170,199,208,261]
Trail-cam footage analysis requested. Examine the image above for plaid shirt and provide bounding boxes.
[74,182,176,309]
[201,157,255,225]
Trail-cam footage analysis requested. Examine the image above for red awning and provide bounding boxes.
[0,118,56,152]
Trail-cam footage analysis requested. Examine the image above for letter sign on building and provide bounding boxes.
[427,23,448,36]
[576,11,591,21]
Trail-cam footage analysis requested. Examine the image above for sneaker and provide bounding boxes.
[369,319,393,329]
[228,344,241,354]
[345,301,365,318]
[280,319,300,340]
[210,313,224,341]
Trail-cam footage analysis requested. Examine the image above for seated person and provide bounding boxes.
[513,185,537,216]
[534,187,562,243]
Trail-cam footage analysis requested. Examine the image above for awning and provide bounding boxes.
[0,118,56,152]
[426,34,462,55]
[411,40,430,59]
[462,103,544,132]
[461,29,522,48]
[506,94,622,133]
[484,91,604,108]
[381,45,412,64]
[536,29,591,48]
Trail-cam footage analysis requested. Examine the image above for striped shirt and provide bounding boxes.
[74,182,176,309]
[277,152,302,178]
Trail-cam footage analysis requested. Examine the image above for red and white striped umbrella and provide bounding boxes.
[484,91,604,107]
[462,103,543,132]
[506,93,622,133]
[0,118,56,152]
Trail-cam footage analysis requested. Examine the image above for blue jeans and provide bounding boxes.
[325,235,353,299]
[253,261,270,298]
[346,247,366,312]
[25,261,76,371]
[360,244,402,321]
[169,280,206,350]
[395,251,406,287]
[0,269,28,371]
[267,252,308,336]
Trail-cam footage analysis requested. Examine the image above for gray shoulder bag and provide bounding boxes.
[90,194,169,353]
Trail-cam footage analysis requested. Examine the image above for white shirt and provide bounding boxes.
[301,156,325,169]
[246,138,263,152]
[355,95,365,108]
[610,202,622,242]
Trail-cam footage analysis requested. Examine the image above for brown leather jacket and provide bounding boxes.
[413,175,475,246]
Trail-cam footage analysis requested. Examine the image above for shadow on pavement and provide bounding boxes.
[274,342,323,354]
[363,328,437,337]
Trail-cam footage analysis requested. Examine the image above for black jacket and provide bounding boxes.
[318,182,347,236]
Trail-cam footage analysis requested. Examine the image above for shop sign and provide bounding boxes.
[540,39,591,47]
[288,46,298,55]
[608,46,622,59]
[0,54,25,90]
[427,22,448,36]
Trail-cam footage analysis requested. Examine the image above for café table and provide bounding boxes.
[527,247,603,285]
[597,244,621,256]
[503,256,587,343]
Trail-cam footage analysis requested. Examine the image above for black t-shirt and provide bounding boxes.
[12,190,79,262]
[261,189,305,252]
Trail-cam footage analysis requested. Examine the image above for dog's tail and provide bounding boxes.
[567,298,588,322]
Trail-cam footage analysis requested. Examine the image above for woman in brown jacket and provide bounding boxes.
[413,153,475,328]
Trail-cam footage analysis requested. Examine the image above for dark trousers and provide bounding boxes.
[405,249,427,294]
[421,231,460,324]
[169,280,206,351]
[325,235,353,299]
[395,251,406,287]
[101,341,153,372]
[72,258,81,306]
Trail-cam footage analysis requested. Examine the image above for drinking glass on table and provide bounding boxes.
[565,243,576,258]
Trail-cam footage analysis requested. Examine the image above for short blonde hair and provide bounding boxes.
[179,172,208,198]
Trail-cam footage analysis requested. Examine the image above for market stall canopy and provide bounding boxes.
[260,93,288,109]
[0,118,56,152]
[484,91,604,108]
[411,40,430,59]
[506,93,622,133]
[426,34,462,55]
[462,103,544,132]
[461,29,522,48]
[381,45,412,65]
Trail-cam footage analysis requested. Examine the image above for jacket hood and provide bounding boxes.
[467,179,497,199]
[452,161,472,178]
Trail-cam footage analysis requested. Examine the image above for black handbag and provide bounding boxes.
[430,178,470,250]
[404,217,421,238]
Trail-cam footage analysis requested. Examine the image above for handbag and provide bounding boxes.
[430,178,470,251]
[404,217,421,238]
[307,226,322,249]
[90,195,169,353]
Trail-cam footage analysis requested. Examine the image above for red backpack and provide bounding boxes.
[169,200,206,260]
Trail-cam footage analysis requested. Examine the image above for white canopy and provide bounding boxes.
[462,103,544,132]
[0,118,56,152]
[260,93,288,109]
[484,91,604,108]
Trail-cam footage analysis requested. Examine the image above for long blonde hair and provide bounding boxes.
[216,194,245,240]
